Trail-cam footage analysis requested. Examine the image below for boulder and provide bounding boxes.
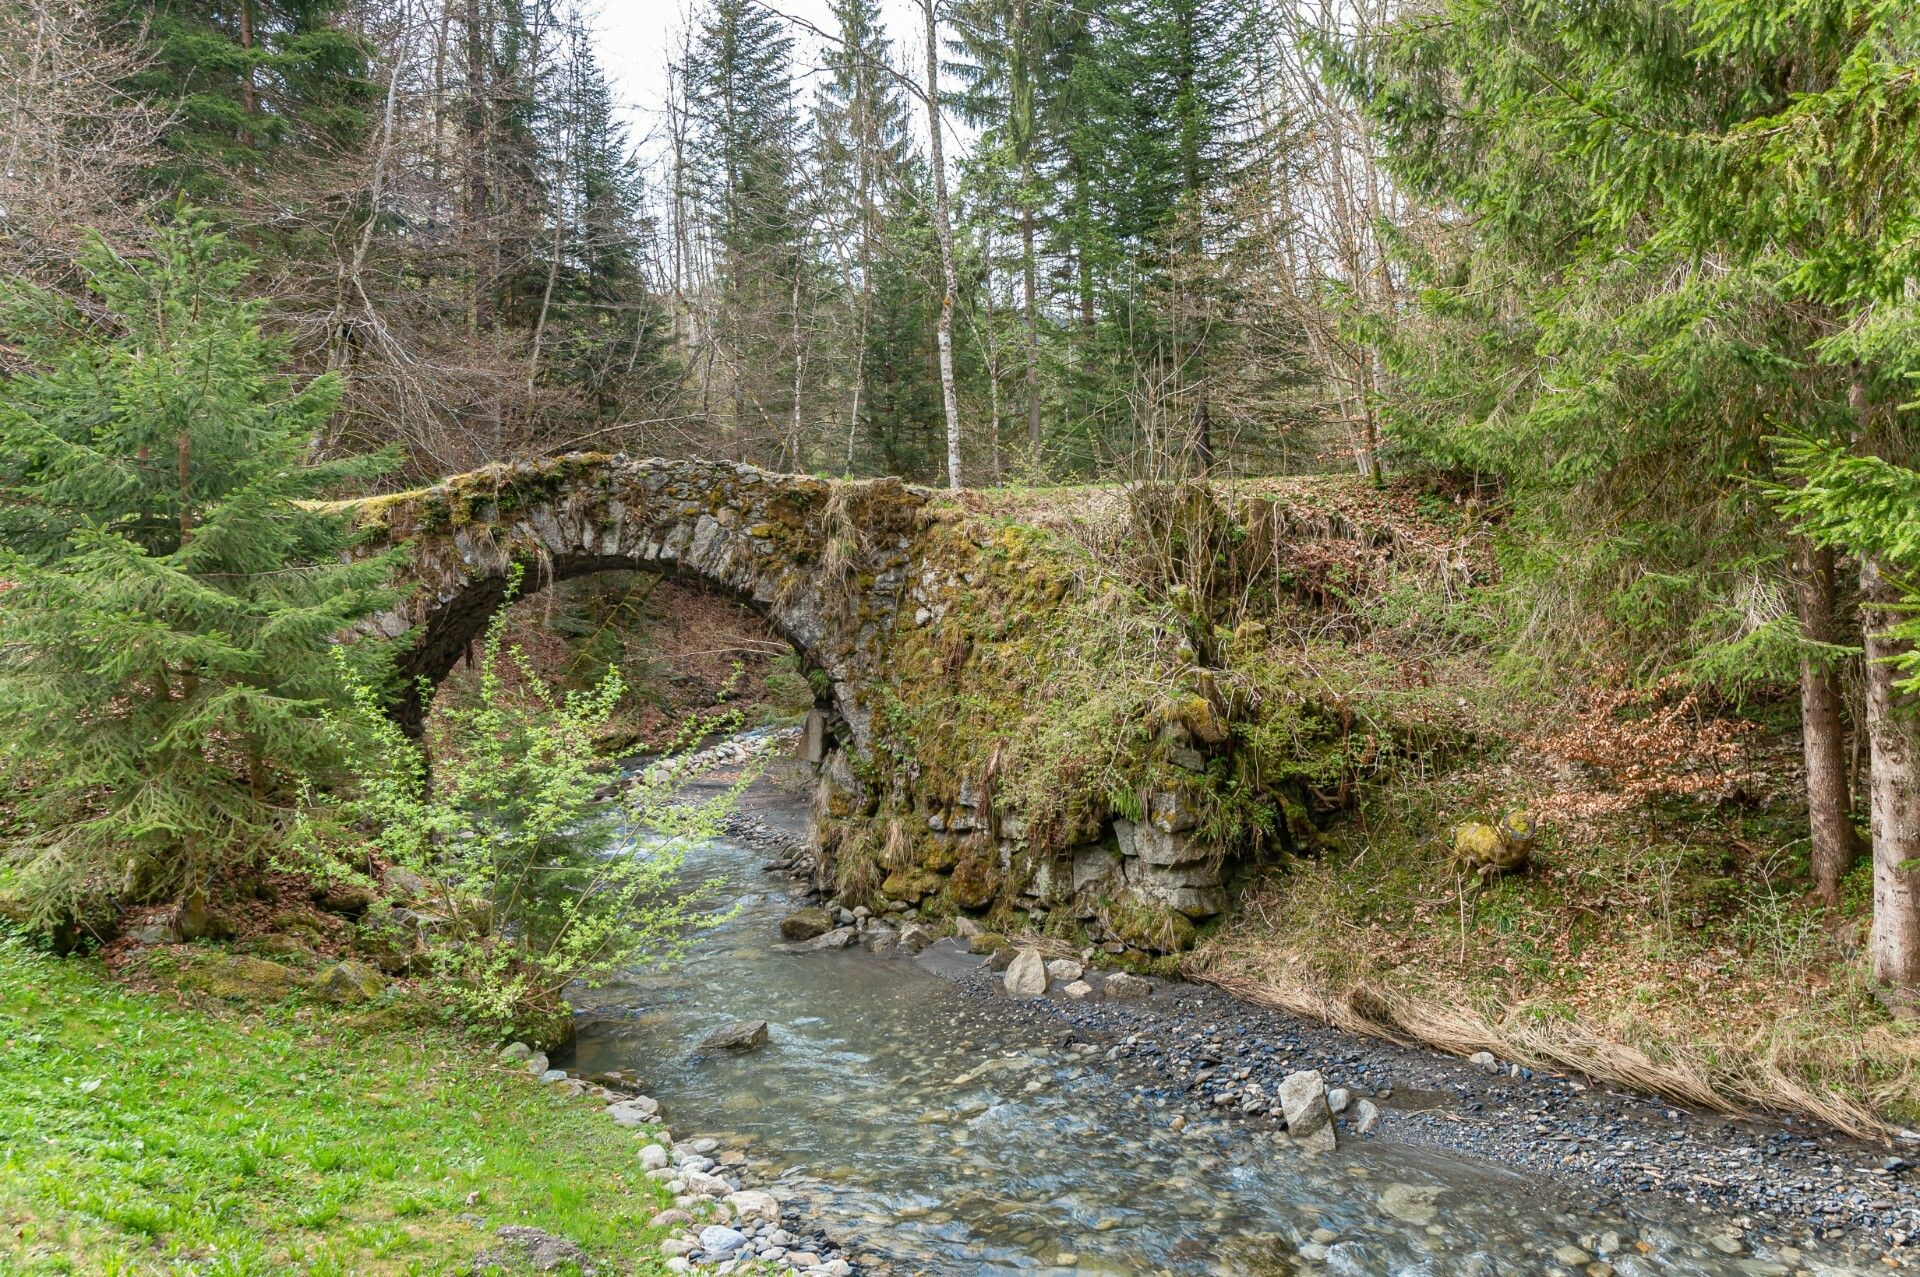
[681,1169,731,1198]
[1045,959,1084,983]
[775,927,858,954]
[1278,1070,1337,1153]
[986,946,1018,971]
[1003,948,1048,998]
[1113,818,1210,868]
[1351,1097,1381,1134]
[1103,972,1155,1000]
[697,1225,749,1257]
[607,1097,662,1126]
[313,881,375,915]
[778,907,833,942]
[699,1020,770,1052]
[314,960,386,1006]
[177,952,303,1001]
[381,866,433,900]
[1071,846,1122,894]
[177,891,236,941]
[897,922,937,954]
[879,868,943,904]
[1063,980,1094,1000]
[724,1189,780,1223]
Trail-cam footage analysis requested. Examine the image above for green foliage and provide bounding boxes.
[0,930,685,1273]
[113,0,372,199]
[1354,0,1920,694]
[301,570,738,1041]
[0,214,397,930]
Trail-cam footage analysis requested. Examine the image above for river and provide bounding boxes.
[563,789,1869,1277]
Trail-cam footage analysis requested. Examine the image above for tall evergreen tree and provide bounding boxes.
[0,216,396,930]
[117,0,371,199]
[684,0,814,461]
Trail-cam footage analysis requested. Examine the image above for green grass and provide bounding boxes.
[0,934,685,1276]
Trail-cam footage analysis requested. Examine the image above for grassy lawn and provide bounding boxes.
[0,933,682,1276]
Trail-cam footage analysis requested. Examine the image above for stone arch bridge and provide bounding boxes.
[347,453,1467,952]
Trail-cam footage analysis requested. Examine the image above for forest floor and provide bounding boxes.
[0,933,684,1275]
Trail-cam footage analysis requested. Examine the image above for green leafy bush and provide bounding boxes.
[300,571,740,1043]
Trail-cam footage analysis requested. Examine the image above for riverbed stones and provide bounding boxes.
[1045,958,1084,982]
[1063,980,1094,999]
[1004,948,1048,998]
[777,927,857,953]
[698,1225,749,1257]
[725,1189,780,1222]
[1278,1069,1337,1153]
[779,907,833,941]
[1103,971,1154,999]
[682,1169,731,1197]
[1351,1097,1381,1134]
[607,1097,661,1125]
[639,1143,670,1170]
[699,1020,770,1051]
[1468,1050,1499,1072]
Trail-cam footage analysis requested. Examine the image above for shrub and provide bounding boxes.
[298,571,740,1043]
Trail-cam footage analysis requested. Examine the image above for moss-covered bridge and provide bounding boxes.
[349,454,1476,953]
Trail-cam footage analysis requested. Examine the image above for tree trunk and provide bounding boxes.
[1863,551,1920,1003]
[920,0,963,489]
[1022,203,1040,457]
[1792,539,1860,900]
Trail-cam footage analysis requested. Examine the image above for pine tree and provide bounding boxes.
[684,0,814,461]
[816,0,918,473]
[0,214,397,931]
[116,0,372,199]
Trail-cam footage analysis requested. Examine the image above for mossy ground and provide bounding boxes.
[0,933,687,1276]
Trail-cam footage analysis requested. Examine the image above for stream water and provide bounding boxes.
[565,811,1866,1277]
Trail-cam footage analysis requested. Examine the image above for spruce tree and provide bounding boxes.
[116,0,372,199]
[0,213,397,932]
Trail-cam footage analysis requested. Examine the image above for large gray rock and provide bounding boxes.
[1122,858,1227,918]
[314,959,386,1005]
[1071,845,1122,893]
[606,1096,661,1126]
[778,907,834,941]
[1103,971,1155,999]
[774,927,858,954]
[1278,1069,1337,1153]
[1003,948,1048,998]
[1113,817,1210,867]
[698,1225,749,1257]
[699,1019,770,1051]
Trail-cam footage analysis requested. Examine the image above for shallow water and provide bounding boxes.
[566,824,1866,1277]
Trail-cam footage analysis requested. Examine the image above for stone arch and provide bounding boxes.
[348,455,927,743]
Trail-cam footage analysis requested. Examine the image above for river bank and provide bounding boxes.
[721,770,1920,1273]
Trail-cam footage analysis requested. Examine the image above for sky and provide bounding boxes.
[592,0,927,139]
